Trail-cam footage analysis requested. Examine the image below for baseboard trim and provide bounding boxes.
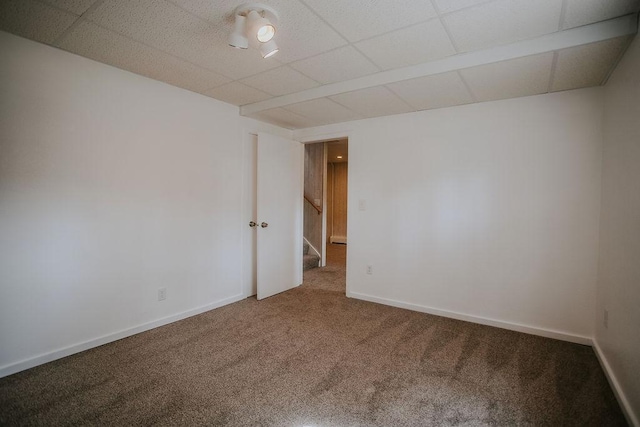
[330,236,347,244]
[593,340,638,427]
[0,293,246,379]
[346,291,592,345]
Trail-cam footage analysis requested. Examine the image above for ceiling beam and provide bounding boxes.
[241,13,638,116]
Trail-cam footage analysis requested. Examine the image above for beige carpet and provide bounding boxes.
[0,244,626,426]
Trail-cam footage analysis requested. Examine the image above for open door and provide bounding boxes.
[256,133,303,300]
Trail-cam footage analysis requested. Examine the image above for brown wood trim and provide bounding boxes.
[304,193,322,214]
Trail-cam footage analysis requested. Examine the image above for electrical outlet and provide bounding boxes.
[158,287,167,301]
[603,309,608,329]
[359,199,366,211]
[366,265,373,275]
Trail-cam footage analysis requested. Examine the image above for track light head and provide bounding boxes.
[260,39,279,58]
[228,14,248,49]
[247,10,276,43]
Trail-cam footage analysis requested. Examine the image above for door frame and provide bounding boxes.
[241,132,259,298]
[299,131,351,278]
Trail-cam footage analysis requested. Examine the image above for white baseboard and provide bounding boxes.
[593,340,639,427]
[346,291,592,345]
[0,293,246,379]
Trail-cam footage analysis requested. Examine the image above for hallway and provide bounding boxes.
[303,243,346,294]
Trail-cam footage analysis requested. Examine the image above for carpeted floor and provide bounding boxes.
[0,243,626,426]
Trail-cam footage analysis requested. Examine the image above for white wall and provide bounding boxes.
[0,31,288,376]
[597,34,640,426]
[295,88,605,343]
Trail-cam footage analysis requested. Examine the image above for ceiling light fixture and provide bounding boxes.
[228,3,279,58]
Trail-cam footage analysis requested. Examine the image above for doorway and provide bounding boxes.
[325,140,348,267]
[302,138,348,291]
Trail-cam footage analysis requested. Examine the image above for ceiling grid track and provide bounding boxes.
[51,0,106,46]
[456,70,479,103]
[546,51,561,93]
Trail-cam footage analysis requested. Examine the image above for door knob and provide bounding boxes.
[249,221,257,228]
[260,222,269,228]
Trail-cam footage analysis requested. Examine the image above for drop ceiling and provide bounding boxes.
[1,0,638,129]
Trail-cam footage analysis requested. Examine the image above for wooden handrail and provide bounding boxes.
[304,193,322,214]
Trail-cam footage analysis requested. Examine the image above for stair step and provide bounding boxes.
[303,241,310,255]
[303,254,320,271]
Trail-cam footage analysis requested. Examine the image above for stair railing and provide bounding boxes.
[304,193,322,214]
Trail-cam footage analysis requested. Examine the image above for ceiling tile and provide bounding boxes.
[41,0,96,16]
[85,0,281,79]
[241,66,319,96]
[355,20,456,70]
[562,0,640,29]
[86,0,206,47]
[0,0,77,44]
[551,36,631,92]
[460,53,554,102]
[432,0,495,14]
[59,21,231,93]
[443,0,562,52]
[302,0,437,42]
[329,86,413,118]
[388,71,474,110]
[247,108,317,129]
[289,46,380,84]
[283,98,361,125]
[166,0,246,23]
[205,82,272,106]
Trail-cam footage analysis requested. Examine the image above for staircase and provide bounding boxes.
[303,241,320,271]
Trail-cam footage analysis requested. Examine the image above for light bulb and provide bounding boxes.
[263,47,278,58]
[256,24,275,42]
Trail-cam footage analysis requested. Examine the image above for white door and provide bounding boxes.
[256,132,303,300]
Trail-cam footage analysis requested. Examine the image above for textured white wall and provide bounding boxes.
[295,88,604,342]
[0,31,288,375]
[597,35,640,426]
